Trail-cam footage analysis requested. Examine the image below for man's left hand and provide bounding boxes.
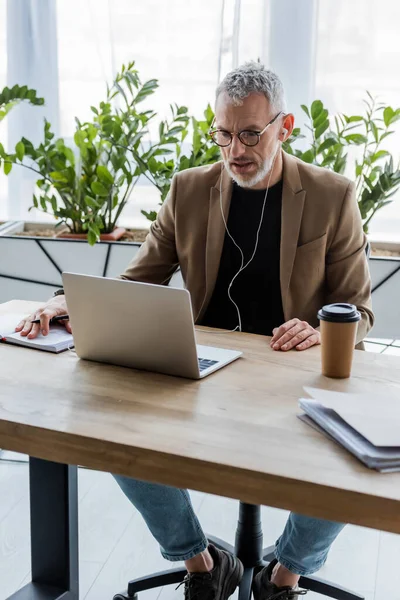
[270,318,321,351]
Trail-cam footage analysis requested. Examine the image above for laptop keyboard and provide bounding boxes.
[198,358,218,372]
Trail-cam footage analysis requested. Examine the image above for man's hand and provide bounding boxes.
[15,295,71,340]
[270,318,320,352]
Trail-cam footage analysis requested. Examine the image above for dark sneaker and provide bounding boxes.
[253,559,307,600]
[177,544,243,600]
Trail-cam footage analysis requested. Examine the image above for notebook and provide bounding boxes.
[0,312,74,353]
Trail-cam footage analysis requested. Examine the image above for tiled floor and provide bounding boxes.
[365,338,400,355]
[0,463,399,600]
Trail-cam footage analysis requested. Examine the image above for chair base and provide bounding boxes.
[113,503,365,600]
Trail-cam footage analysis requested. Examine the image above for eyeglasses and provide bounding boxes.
[209,111,283,147]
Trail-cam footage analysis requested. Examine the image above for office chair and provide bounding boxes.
[113,502,364,600]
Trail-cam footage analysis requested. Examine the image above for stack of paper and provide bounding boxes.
[299,387,400,472]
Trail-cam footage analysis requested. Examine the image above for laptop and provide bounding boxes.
[62,273,242,379]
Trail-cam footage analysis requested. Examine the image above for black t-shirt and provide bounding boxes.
[201,179,284,336]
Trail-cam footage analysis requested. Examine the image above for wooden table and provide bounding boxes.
[2,300,400,600]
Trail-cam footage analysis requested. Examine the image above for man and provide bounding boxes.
[17,62,373,600]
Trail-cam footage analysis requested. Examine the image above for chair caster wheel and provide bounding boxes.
[113,594,137,600]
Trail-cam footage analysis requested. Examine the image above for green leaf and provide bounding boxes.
[380,131,394,141]
[371,150,390,162]
[300,149,315,164]
[49,171,69,183]
[371,121,379,143]
[347,115,363,123]
[363,175,373,191]
[166,126,185,136]
[313,109,329,129]
[310,100,323,120]
[96,165,114,184]
[383,106,394,127]
[84,195,99,209]
[379,173,391,192]
[87,228,98,246]
[15,141,25,161]
[74,130,86,148]
[91,181,109,196]
[315,120,329,139]
[300,104,310,117]
[317,137,337,153]
[64,146,75,165]
[154,148,174,155]
[204,103,214,124]
[141,209,157,222]
[4,161,12,175]
[344,134,368,144]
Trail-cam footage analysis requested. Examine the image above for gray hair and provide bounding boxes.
[216,61,286,112]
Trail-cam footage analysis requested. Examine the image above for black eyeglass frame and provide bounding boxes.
[209,111,284,147]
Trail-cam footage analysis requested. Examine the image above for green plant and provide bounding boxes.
[0,84,44,123]
[138,104,220,222]
[0,63,187,244]
[283,93,400,232]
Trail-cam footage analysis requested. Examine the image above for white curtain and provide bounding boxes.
[5,0,59,220]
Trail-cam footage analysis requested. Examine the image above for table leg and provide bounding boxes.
[7,458,79,600]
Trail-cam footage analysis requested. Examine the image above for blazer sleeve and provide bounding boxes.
[325,181,374,344]
[119,175,179,284]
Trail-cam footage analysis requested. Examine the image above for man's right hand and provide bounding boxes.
[15,295,71,339]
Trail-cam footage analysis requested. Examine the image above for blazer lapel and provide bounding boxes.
[280,152,306,319]
[196,164,233,321]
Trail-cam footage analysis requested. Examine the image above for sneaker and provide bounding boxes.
[252,559,307,600]
[177,544,243,600]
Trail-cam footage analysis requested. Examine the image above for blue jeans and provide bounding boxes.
[113,476,344,576]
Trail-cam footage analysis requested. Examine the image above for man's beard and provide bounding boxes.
[223,145,279,188]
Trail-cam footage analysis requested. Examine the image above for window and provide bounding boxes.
[315,0,400,240]
[1,0,399,238]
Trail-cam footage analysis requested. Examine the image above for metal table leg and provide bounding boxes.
[7,458,79,600]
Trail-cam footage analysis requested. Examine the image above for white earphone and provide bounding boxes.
[217,149,280,333]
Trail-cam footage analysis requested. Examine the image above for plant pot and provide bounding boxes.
[57,226,126,241]
[370,240,400,258]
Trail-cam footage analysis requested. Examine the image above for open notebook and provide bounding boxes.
[0,312,74,353]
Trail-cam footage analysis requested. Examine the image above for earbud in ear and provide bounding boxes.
[282,128,288,136]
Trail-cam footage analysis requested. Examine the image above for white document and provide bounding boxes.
[304,387,400,447]
[298,412,400,472]
[299,400,400,470]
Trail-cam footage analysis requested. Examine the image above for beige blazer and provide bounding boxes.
[121,152,374,344]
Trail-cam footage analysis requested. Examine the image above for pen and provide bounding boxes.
[30,315,70,324]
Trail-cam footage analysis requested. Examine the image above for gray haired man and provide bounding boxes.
[18,61,373,600]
